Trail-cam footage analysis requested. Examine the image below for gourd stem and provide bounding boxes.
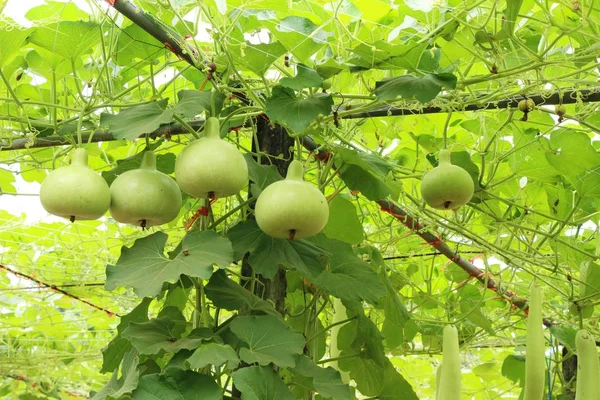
[71,148,88,167]
[204,117,221,139]
[286,160,304,181]
[140,151,157,170]
[438,149,452,166]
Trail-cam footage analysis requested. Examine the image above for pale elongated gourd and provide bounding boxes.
[437,325,461,400]
[328,297,350,383]
[420,149,474,210]
[109,151,182,228]
[175,117,248,199]
[40,148,111,221]
[523,283,545,400]
[575,329,600,400]
[255,160,329,239]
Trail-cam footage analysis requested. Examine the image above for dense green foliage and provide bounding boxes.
[0,0,599,399]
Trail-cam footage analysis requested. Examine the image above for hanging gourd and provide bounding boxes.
[523,282,545,400]
[575,329,600,400]
[109,151,182,228]
[420,149,474,210]
[40,148,111,221]
[436,324,461,400]
[175,117,248,199]
[254,160,329,240]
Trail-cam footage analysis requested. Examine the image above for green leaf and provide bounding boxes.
[227,220,327,279]
[25,1,89,22]
[132,369,221,400]
[280,64,323,90]
[501,354,526,385]
[100,100,175,141]
[580,262,600,300]
[173,90,226,118]
[232,366,294,400]
[235,41,287,76]
[546,129,600,197]
[187,342,240,370]
[102,151,176,186]
[343,356,383,396]
[373,73,457,103]
[335,148,401,201]
[0,26,31,67]
[460,301,495,335]
[550,326,577,352]
[101,298,152,373]
[291,355,352,400]
[323,196,364,245]
[29,21,101,60]
[376,360,419,400]
[115,24,163,65]
[122,308,212,355]
[244,153,283,198]
[230,315,305,367]
[204,270,280,317]
[270,16,333,62]
[313,238,386,304]
[348,41,427,71]
[106,231,233,298]
[265,85,333,132]
[92,349,139,400]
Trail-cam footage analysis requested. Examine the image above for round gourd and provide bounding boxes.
[575,329,600,400]
[555,104,566,116]
[420,150,474,210]
[255,160,329,239]
[109,151,182,228]
[523,283,545,400]
[40,148,110,221]
[519,99,535,112]
[175,117,248,199]
[437,324,461,400]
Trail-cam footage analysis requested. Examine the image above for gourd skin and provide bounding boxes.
[437,325,461,400]
[175,117,248,199]
[523,283,545,400]
[40,148,111,220]
[255,160,329,239]
[575,329,600,400]
[420,150,474,210]
[109,151,182,227]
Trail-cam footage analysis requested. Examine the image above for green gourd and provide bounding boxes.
[575,329,600,400]
[523,282,545,400]
[437,325,461,400]
[254,160,329,240]
[420,149,474,210]
[40,148,111,221]
[175,117,248,199]
[109,151,182,228]
[328,297,350,383]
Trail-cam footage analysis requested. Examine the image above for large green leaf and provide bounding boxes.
[29,21,101,60]
[269,16,333,62]
[91,349,139,400]
[102,151,176,186]
[291,355,352,400]
[234,41,287,76]
[280,64,323,90]
[244,153,283,198]
[323,196,364,245]
[265,85,333,132]
[105,231,233,298]
[312,238,386,304]
[0,26,31,67]
[335,148,401,201]
[115,23,164,65]
[232,366,294,400]
[101,298,152,373]
[187,343,239,370]
[100,100,175,141]
[373,73,457,103]
[122,307,212,355]
[173,90,226,118]
[204,270,280,317]
[227,220,328,279]
[230,315,305,367]
[132,369,221,400]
